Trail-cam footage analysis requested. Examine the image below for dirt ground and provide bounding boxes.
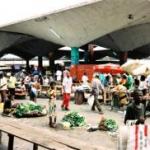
[1,97,150,150]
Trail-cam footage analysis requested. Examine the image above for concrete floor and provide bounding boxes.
[0,97,150,150]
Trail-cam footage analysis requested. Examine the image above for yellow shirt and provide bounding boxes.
[8,76,16,89]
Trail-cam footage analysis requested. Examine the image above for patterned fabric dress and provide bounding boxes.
[48,89,56,117]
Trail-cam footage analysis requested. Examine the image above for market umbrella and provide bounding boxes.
[94,63,124,74]
[121,60,144,75]
[132,65,148,75]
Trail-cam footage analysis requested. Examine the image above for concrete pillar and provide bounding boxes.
[49,59,55,71]
[84,50,88,64]
[48,52,55,73]
[119,52,128,65]
[26,59,30,72]
[38,56,43,68]
[81,45,89,64]
[71,47,79,65]
[88,44,95,63]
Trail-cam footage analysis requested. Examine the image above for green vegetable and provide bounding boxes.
[62,112,85,127]
[104,119,118,131]
[14,102,44,118]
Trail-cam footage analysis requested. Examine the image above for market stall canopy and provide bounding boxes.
[94,63,124,74]
[96,56,119,62]
[93,46,110,51]
[58,55,70,61]
[58,46,84,52]
[1,54,22,60]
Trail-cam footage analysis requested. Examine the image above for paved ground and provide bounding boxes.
[0,97,150,150]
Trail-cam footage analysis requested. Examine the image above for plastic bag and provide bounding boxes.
[88,95,94,106]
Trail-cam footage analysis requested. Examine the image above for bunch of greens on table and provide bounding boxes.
[62,112,85,127]
[14,102,44,118]
[104,119,118,131]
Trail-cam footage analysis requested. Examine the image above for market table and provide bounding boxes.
[0,118,102,150]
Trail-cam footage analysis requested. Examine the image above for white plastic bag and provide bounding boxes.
[88,95,94,106]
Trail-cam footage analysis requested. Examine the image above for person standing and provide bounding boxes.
[61,71,72,110]
[47,82,57,128]
[24,73,31,95]
[0,72,7,103]
[7,72,17,100]
[91,74,104,114]
[124,90,145,124]
[81,72,88,85]
[56,69,62,83]
[29,83,37,102]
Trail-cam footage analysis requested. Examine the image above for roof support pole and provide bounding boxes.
[71,47,79,65]
[88,44,95,64]
[119,52,128,65]
[38,56,43,68]
[26,59,30,73]
[48,52,55,73]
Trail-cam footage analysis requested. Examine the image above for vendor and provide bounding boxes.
[124,90,145,124]
[112,82,128,107]
[7,72,17,100]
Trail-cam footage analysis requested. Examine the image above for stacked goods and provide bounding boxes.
[62,112,85,128]
[99,118,118,132]
[14,102,47,118]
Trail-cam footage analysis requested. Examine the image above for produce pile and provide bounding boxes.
[14,102,47,118]
[99,118,118,132]
[62,112,85,128]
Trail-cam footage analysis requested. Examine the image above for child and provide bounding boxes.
[47,82,57,128]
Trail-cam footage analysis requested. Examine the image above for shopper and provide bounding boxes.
[91,74,104,114]
[61,71,72,111]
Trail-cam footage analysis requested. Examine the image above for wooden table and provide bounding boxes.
[0,118,101,150]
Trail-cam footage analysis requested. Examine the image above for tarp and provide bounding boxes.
[121,60,150,75]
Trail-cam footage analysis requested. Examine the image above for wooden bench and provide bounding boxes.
[0,118,102,150]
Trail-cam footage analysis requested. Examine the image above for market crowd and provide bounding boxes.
[1,65,150,148]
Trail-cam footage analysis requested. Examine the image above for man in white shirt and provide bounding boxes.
[56,70,62,82]
[61,71,72,110]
